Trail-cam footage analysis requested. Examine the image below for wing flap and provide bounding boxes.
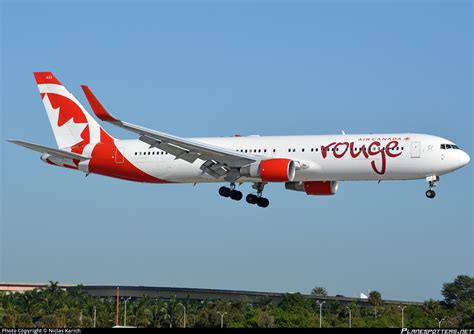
[139,135,202,163]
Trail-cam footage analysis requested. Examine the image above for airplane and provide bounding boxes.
[8,72,470,208]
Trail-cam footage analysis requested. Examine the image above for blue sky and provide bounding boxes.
[1,1,472,302]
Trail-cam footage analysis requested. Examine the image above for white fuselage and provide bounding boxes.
[113,133,469,184]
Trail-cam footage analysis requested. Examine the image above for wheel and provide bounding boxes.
[219,186,231,197]
[425,190,436,199]
[257,197,270,208]
[246,194,258,204]
[229,190,243,201]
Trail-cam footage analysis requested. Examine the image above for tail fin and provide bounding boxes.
[34,72,114,150]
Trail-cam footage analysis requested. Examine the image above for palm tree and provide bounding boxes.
[98,297,116,328]
[17,291,36,315]
[160,296,179,328]
[129,295,152,327]
[368,291,382,318]
[35,294,62,316]
[256,296,273,311]
[81,294,101,327]
[423,299,442,317]
[46,281,61,294]
[311,287,328,297]
[66,285,86,309]
[149,299,163,328]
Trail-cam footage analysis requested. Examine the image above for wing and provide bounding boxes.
[81,85,257,179]
[7,140,89,161]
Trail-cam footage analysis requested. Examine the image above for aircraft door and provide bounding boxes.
[411,141,421,158]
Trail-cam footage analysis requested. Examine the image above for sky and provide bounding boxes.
[0,0,472,302]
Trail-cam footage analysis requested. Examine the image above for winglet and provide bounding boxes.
[81,85,119,122]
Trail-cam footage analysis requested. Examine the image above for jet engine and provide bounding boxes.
[40,153,51,163]
[285,181,338,195]
[240,158,296,182]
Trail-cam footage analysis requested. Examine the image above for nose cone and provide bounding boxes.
[459,151,470,167]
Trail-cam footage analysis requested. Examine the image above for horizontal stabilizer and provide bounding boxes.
[7,140,89,161]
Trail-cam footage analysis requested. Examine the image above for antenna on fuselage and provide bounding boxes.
[342,130,346,135]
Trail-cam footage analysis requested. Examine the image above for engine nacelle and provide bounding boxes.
[304,181,338,195]
[40,153,68,166]
[40,153,51,163]
[285,181,338,195]
[240,159,296,182]
[260,159,296,182]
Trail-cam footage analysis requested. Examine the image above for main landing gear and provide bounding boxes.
[246,182,270,208]
[425,175,439,199]
[218,182,270,208]
[246,194,269,208]
[219,183,243,201]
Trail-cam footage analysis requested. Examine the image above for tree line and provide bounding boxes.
[0,275,472,328]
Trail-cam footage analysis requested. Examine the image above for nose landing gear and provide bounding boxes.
[425,175,439,199]
[425,189,436,199]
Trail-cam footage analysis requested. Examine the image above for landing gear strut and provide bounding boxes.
[246,182,270,208]
[425,175,439,199]
[219,183,243,201]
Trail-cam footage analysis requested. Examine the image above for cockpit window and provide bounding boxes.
[441,144,460,150]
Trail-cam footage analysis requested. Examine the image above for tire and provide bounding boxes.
[257,197,270,208]
[425,190,436,199]
[230,190,243,201]
[246,194,258,204]
[219,186,231,197]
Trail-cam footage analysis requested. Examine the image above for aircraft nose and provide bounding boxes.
[459,151,470,167]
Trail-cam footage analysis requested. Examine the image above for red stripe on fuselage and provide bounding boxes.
[88,142,171,183]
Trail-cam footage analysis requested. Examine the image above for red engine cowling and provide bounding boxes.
[304,181,338,195]
[259,159,296,182]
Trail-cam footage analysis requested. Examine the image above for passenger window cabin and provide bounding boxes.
[133,143,416,159]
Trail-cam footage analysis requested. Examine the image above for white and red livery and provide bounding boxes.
[9,72,470,207]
